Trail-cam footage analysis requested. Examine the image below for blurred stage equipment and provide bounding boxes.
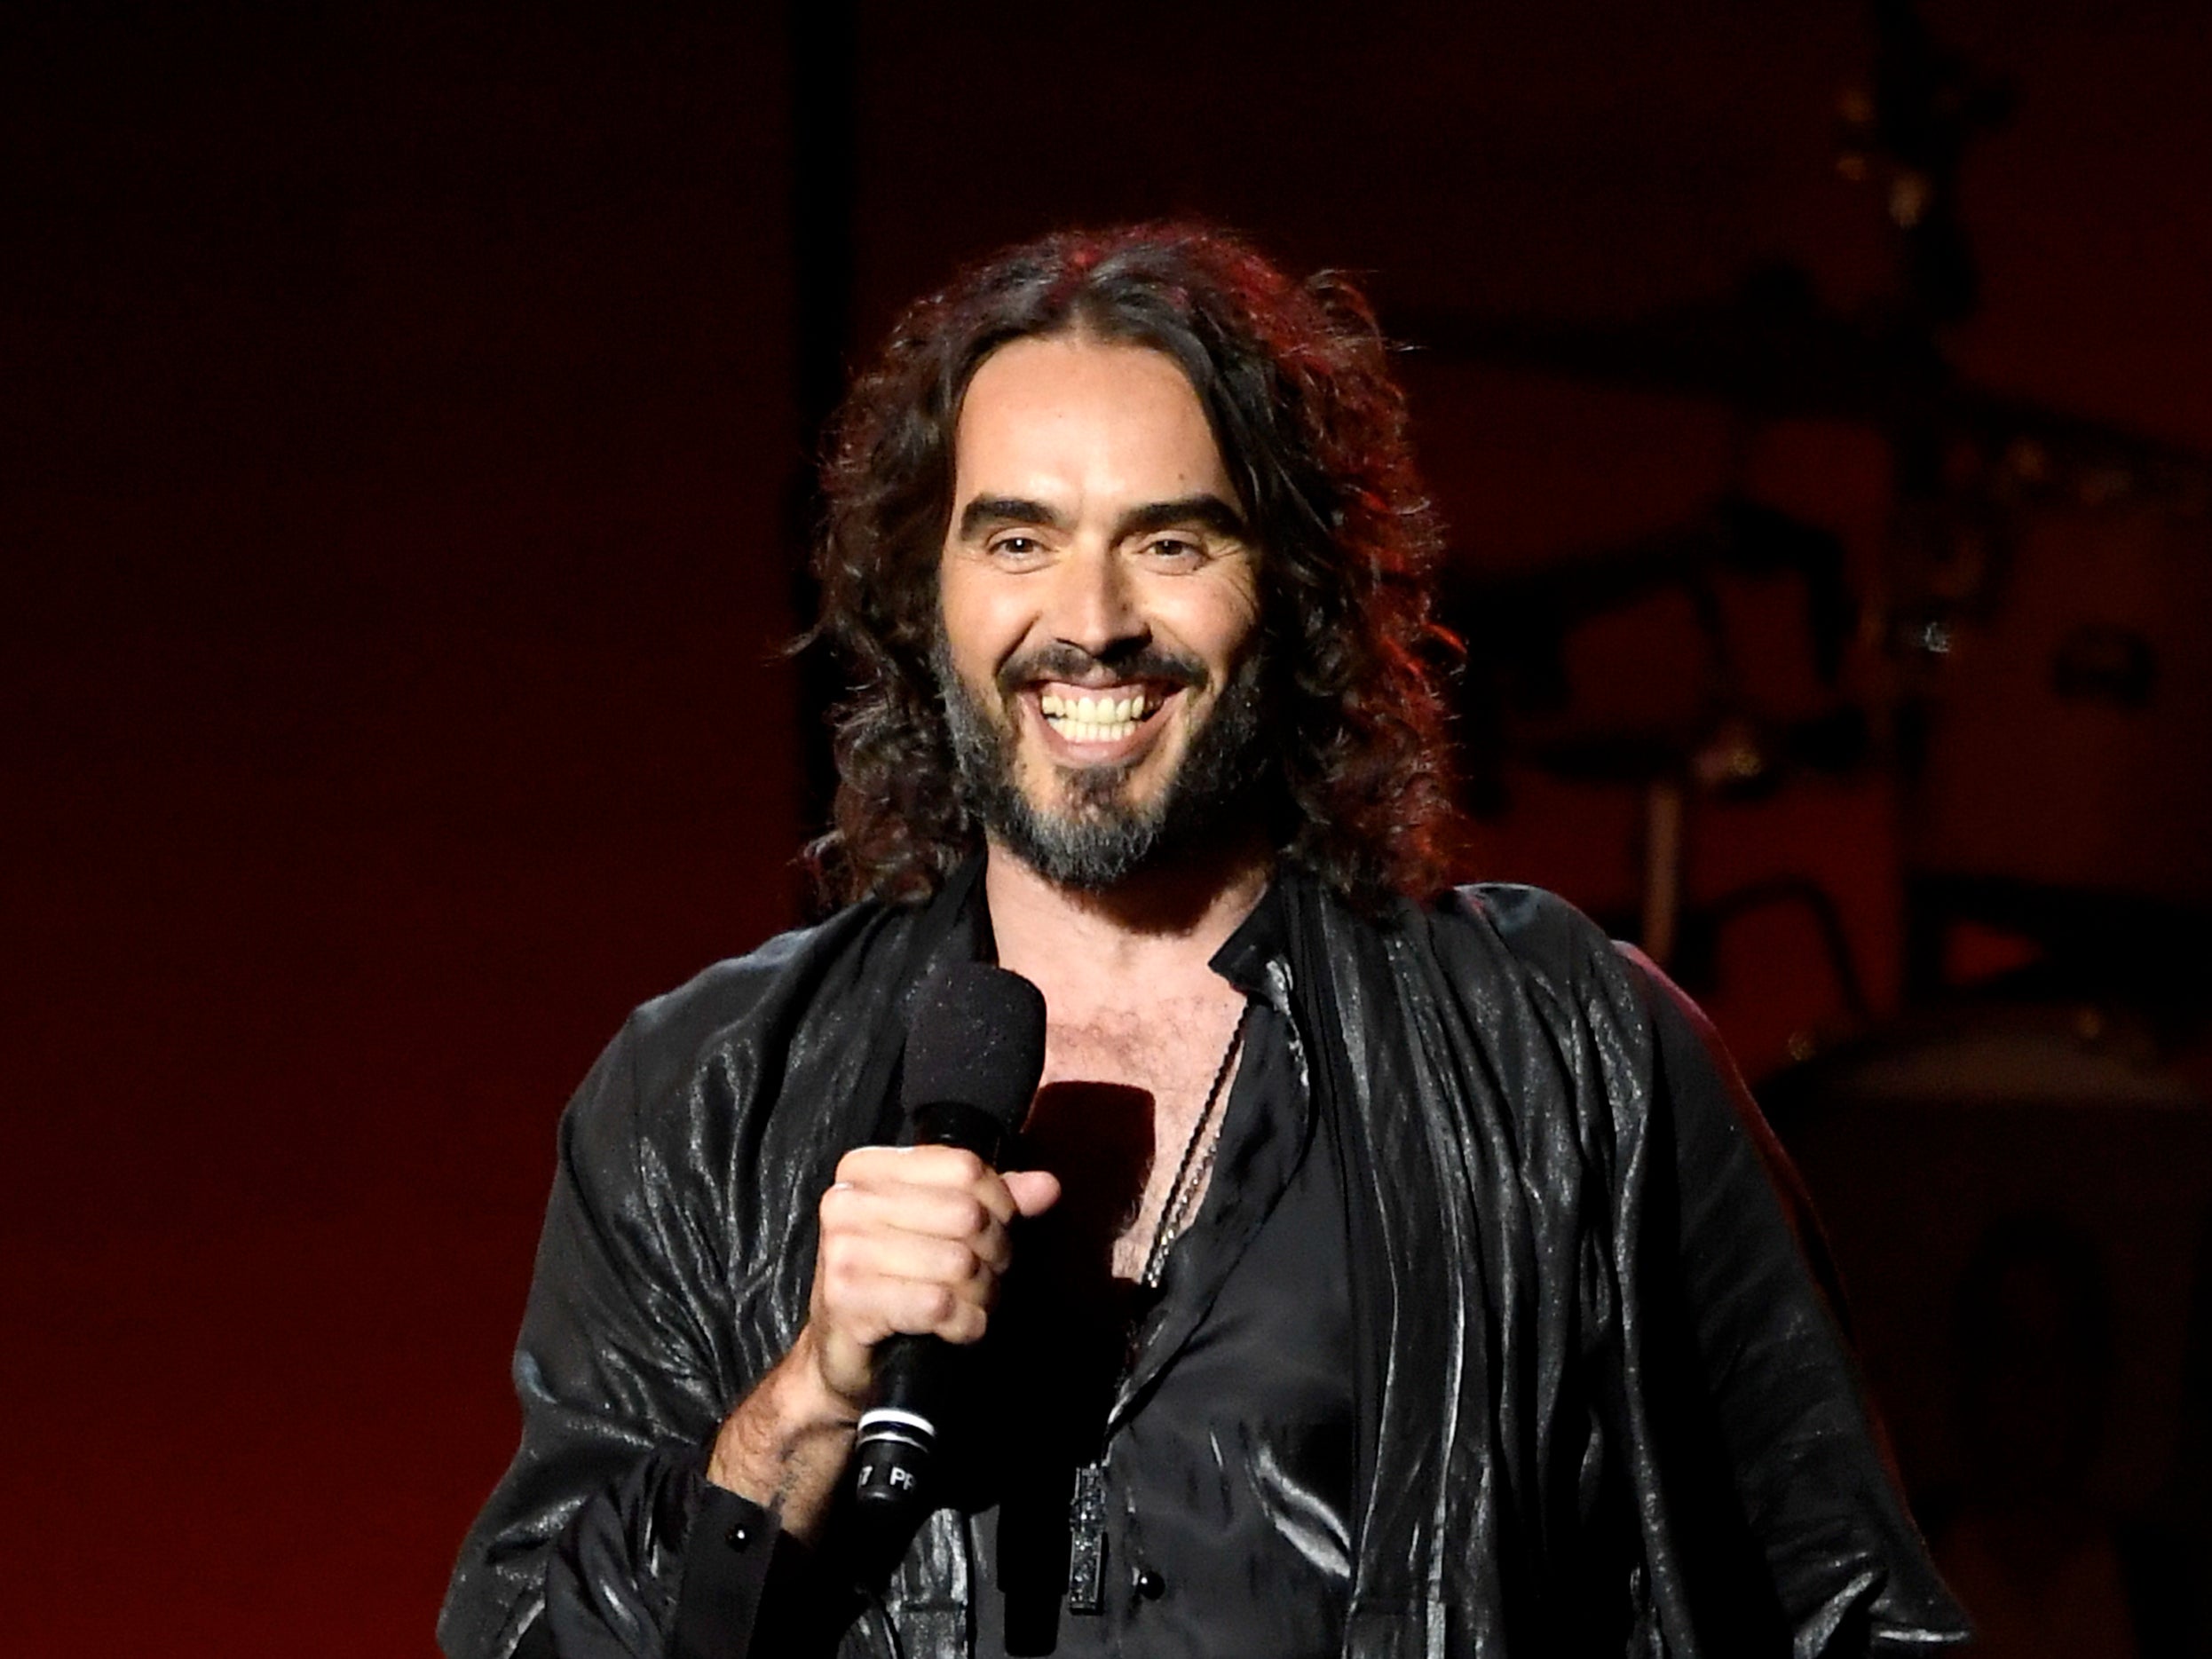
[1760,998,2212,1651]
[1445,494,1875,1007]
[1411,0,2212,1010]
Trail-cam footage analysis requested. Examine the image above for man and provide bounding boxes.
[442,225,1967,1658]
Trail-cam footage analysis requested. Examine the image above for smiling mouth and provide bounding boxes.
[1036,686,1165,744]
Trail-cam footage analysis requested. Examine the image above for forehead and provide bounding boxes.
[952,335,1234,502]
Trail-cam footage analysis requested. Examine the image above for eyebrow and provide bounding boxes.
[957,496,1067,540]
[1113,494,1250,543]
[954,493,1249,544]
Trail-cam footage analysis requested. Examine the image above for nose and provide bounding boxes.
[1046,548,1148,660]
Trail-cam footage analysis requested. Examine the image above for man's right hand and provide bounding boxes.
[705,1144,1061,1537]
[805,1143,1063,1410]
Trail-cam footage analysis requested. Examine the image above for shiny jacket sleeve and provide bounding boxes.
[438,966,879,1659]
[438,1012,760,1658]
[442,895,962,1659]
[1623,948,1969,1655]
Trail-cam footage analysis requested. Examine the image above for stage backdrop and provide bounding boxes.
[6,3,2209,1653]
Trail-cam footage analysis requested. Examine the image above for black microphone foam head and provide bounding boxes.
[900,962,1047,1134]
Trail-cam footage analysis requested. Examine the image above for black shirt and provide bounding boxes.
[966,991,1356,1656]
[960,881,1356,1655]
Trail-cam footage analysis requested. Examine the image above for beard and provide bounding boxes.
[933,630,1271,892]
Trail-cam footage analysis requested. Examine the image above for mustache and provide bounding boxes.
[994,641,1207,694]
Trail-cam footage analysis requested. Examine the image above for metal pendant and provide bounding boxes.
[1067,1460,1109,1615]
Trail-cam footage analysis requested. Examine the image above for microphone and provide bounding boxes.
[852,961,1047,1517]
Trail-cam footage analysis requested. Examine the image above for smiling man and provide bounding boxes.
[934,335,1269,895]
[442,225,1968,1659]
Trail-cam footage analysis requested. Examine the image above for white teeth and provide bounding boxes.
[1050,717,1138,742]
[1037,688,1153,740]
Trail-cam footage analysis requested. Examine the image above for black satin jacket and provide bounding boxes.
[440,865,1969,1657]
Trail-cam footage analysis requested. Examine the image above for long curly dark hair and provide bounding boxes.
[810,222,1462,910]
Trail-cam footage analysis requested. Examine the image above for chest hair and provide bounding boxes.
[1037,991,1249,1283]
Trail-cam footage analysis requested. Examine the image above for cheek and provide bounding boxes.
[1180,577,1263,667]
[936,565,1005,668]
[938,575,1053,709]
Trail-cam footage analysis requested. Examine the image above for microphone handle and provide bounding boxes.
[852,1333,947,1510]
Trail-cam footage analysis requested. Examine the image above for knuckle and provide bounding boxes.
[835,1144,894,1184]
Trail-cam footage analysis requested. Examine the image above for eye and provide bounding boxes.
[985,533,1047,564]
[1142,535,1206,565]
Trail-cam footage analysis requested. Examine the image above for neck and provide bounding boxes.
[984,830,1274,990]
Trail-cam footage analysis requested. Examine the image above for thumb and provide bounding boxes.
[1003,1167,1063,1219]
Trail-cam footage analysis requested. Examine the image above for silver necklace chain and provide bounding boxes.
[1137,999,1252,1291]
[1070,995,1253,1615]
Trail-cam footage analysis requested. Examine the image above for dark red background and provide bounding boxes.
[7,4,2209,1653]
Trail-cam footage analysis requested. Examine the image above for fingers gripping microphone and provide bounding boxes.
[852,962,1047,1517]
